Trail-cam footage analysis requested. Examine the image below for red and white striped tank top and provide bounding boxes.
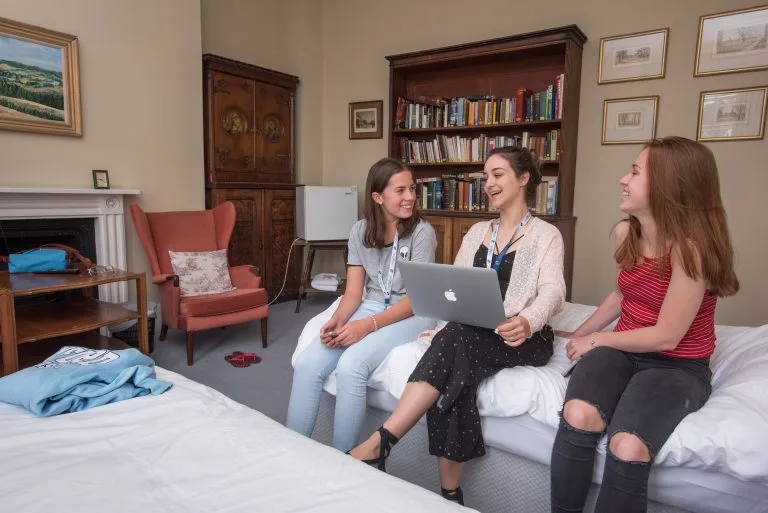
[615,256,717,359]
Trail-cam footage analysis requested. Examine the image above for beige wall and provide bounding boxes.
[201,0,323,186]
[321,0,768,326]
[0,0,205,293]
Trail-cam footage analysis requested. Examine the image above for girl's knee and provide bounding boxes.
[608,432,651,463]
[562,399,606,433]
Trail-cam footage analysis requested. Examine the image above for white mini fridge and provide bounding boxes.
[295,186,359,241]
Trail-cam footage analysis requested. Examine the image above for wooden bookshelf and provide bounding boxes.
[386,25,586,298]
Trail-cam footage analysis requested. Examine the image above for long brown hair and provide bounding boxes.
[614,136,739,297]
[363,158,423,248]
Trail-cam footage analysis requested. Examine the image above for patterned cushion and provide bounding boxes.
[168,249,234,297]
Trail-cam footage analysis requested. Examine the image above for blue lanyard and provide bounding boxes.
[486,211,532,271]
[377,231,399,306]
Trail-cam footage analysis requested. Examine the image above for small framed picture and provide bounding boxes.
[599,28,669,84]
[602,96,659,145]
[92,169,110,189]
[349,100,383,140]
[697,86,767,141]
[695,5,768,76]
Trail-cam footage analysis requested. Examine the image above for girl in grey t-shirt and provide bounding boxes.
[286,158,436,452]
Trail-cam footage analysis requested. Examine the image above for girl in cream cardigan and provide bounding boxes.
[350,146,566,506]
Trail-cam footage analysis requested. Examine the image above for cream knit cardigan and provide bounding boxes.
[433,216,566,337]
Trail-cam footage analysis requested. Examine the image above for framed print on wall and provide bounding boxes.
[602,96,659,145]
[349,100,383,139]
[695,5,768,76]
[0,16,82,136]
[598,28,669,84]
[697,86,767,141]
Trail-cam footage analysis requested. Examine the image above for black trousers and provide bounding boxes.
[408,322,553,462]
[550,346,712,513]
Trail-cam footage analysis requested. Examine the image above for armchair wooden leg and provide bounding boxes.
[186,331,194,366]
[159,324,168,341]
[261,318,268,348]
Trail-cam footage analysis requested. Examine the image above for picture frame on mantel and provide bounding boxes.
[349,100,383,139]
[92,170,110,190]
[598,28,669,84]
[695,5,768,76]
[0,16,82,136]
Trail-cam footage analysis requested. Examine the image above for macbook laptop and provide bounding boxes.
[399,260,506,330]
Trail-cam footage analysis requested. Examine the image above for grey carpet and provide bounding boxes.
[150,295,335,423]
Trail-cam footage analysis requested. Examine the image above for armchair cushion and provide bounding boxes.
[169,249,234,297]
[180,288,268,318]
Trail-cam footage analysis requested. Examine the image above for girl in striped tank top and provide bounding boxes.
[550,137,739,513]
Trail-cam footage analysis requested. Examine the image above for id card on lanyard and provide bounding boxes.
[486,211,531,271]
[377,232,400,307]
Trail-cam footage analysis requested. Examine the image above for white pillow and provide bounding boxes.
[168,249,234,297]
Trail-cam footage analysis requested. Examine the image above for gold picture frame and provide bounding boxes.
[0,16,82,136]
[697,86,767,141]
[349,100,383,140]
[92,169,110,189]
[598,28,669,84]
[602,96,659,145]
[694,5,768,77]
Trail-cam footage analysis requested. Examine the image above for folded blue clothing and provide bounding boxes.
[0,346,172,417]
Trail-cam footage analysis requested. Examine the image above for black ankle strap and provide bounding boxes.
[441,486,464,506]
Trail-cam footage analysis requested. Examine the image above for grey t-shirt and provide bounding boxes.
[347,219,437,305]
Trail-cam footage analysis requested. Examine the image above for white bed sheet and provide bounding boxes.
[293,299,768,485]
[0,367,472,513]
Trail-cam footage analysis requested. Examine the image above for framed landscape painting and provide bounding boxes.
[349,100,383,139]
[0,16,81,136]
[599,28,669,84]
[602,96,659,145]
[695,5,768,76]
[697,86,767,141]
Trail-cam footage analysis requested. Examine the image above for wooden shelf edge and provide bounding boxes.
[408,160,559,168]
[393,120,561,134]
[13,299,141,345]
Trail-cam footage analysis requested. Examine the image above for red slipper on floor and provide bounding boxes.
[225,353,252,368]
[230,351,262,364]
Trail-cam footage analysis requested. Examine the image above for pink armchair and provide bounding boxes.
[129,202,268,365]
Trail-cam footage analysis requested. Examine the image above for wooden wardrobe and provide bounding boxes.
[203,54,301,300]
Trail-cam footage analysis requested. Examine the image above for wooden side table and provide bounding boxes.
[295,239,348,313]
[0,270,148,375]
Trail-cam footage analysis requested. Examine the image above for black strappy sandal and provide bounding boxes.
[441,486,465,506]
[362,426,399,472]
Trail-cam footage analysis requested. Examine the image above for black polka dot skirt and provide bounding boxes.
[408,322,554,462]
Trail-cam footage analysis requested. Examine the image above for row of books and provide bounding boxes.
[416,174,559,215]
[399,130,560,164]
[394,74,565,129]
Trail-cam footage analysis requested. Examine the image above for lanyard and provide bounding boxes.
[486,211,532,271]
[377,231,400,306]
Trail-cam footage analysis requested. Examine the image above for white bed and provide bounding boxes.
[295,299,768,513]
[0,367,473,513]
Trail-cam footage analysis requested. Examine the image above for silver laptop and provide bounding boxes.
[399,260,506,329]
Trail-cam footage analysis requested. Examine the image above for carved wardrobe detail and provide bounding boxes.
[203,54,301,299]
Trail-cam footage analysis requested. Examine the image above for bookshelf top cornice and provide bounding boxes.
[386,25,586,67]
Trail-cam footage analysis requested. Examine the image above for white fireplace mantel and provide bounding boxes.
[0,187,141,303]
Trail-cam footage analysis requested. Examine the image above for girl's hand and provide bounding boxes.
[554,330,574,338]
[320,316,342,345]
[327,318,373,348]
[566,335,596,361]
[495,316,532,347]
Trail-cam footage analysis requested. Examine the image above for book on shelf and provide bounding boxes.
[395,74,564,130]
[416,174,557,216]
[400,129,560,165]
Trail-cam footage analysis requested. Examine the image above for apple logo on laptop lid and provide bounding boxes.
[444,289,457,302]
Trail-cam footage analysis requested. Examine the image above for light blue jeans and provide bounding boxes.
[286,299,435,452]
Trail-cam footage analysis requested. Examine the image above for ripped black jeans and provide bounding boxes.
[550,346,712,513]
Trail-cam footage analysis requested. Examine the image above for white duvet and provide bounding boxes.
[293,299,768,483]
[0,367,471,513]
